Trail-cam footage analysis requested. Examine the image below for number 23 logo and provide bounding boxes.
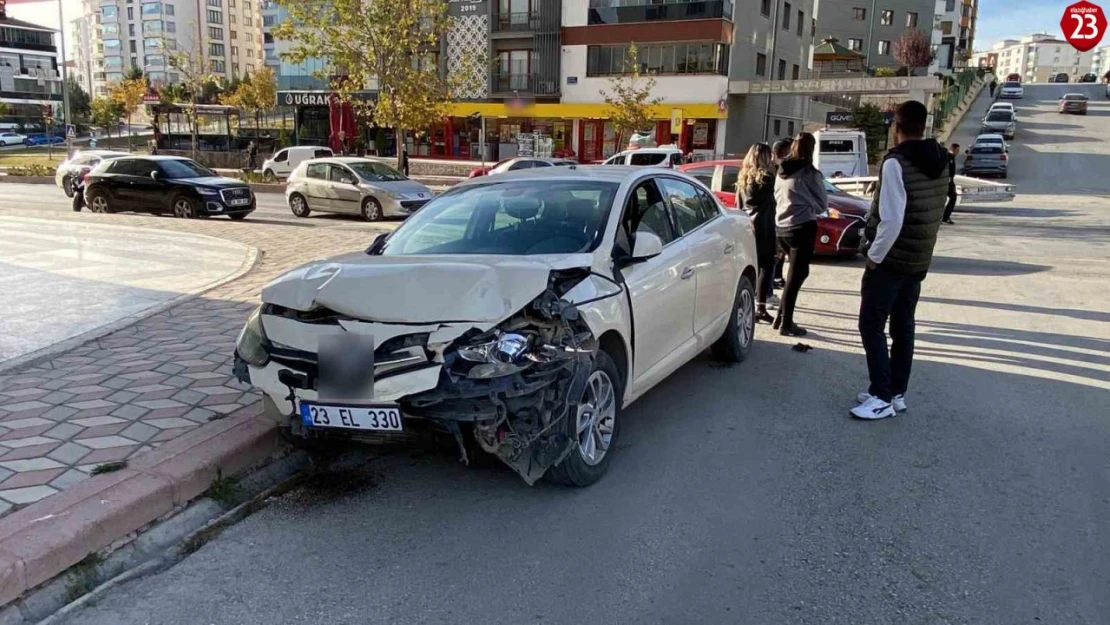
[1071,12,1100,38]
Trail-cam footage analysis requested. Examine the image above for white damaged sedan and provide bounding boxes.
[234,166,758,486]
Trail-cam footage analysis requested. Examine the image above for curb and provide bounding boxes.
[0,403,280,610]
[0,220,261,376]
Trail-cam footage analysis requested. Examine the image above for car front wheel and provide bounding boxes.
[362,197,383,221]
[289,193,311,217]
[711,275,756,363]
[546,351,622,487]
[172,195,199,219]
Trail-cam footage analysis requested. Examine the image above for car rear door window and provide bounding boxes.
[720,166,740,193]
[306,163,328,179]
[684,166,716,188]
[508,160,534,170]
[130,160,159,178]
[106,159,134,175]
[532,160,553,167]
[630,152,667,166]
[661,177,717,234]
[313,149,333,158]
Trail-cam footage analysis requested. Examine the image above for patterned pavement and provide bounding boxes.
[0,207,390,515]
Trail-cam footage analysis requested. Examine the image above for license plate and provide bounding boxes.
[229,198,250,206]
[299,402,403,431]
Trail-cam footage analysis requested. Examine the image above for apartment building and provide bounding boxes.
[974,35,1095,83]
[1091,45,1110,80]
[78,0,263,96]
[70,15,95,94]
[0,6,64,126]
[929,0,976,74]
[814,0,935,71]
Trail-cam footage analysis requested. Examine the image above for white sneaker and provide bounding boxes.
[851,395,896,420]
[767,294,781,309]
[857,392,906,412]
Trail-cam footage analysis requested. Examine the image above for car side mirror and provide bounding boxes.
[629,232,664,263]
[150,170,161,181]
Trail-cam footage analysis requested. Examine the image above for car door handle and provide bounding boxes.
[723,243,735,255]
[680,267,695,280]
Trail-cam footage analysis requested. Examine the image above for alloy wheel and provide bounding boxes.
[90,195,108,213]
[173,198,197,219]
[576,370,617,466]
[737,287,755,350]
[290,195,309,217]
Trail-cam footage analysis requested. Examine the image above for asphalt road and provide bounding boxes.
[55,84,1110,625]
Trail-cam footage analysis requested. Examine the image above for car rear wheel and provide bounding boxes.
[289,193,310,217]
[546,351,622,487]
[263,169,276,183]
[711,275,756,363]
[87,188,112,214]
[172,195,199,219]
[362,198,383,221]
[62,176,75,198]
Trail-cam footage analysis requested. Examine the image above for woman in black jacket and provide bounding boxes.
[738,143,777,323]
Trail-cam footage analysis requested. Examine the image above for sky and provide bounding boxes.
[3,0,1103,61]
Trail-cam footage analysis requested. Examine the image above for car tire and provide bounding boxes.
[86,188,112,214]
[172,194,199,219]
[362,197,384,222]
[546,350,622,488]
[62,176,75,198]
[289,192,311,217]
[263,169,276,182]
[711,275,757,363]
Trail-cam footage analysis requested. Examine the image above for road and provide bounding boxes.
[52,84,1110,625]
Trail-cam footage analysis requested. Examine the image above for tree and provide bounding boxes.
[852,103,888,164]
[124,67,146,82]
[600,44,662,153]
[109,77,147,151]
[66,77,91,120]
[274,0,484,168]
[165,35,217,159]
[893,28,934,76]
[221,67,277,137]
[90,96,123,141]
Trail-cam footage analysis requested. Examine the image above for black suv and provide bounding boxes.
[84,156,255,219]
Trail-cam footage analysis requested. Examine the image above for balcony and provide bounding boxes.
[490,72,558,96]
[588,0,732,25]
[493,12,539,32]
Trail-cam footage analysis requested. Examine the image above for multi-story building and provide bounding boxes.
[79,0,263,96]
[929,0,976,74]
[1091,45,1110,80]
[815,0,935,72]
[70,15,96,95]
[0,6,64,127]
[974,35,1094,83]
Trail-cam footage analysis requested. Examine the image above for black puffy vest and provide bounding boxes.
[864,152,947,274]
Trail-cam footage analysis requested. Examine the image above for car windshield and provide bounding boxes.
[986,112,1013,122]
[348,161,407,182]
[376,180,619,256]
[1003,82,1021,88]
[1063,94,1087,101]
[159,159,217,179]
[822,179,846,194]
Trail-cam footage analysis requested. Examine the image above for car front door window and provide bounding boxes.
[661,178,717,234]
[328,165,361,213]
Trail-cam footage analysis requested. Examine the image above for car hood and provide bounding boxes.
[366,179,432,196]
[173,176,249,188]
[260,252,596,324]
[828,192,869,217]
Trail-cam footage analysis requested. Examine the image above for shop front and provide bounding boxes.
[576,117,720,162]
[277,90,377,153]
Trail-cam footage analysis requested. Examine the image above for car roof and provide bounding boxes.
[114,155,193,161]
[77,149,129,157]
[1063,93,1087,98]
[613,147,682,155]
[453,164,694,188]
[309,157,395,166]
[974,133,1005,141]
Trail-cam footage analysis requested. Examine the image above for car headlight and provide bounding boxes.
[384,189,405,200]
[198,187,220,196]
[456,332,532,379]
[235,307,270,366]
[825,208,842,219]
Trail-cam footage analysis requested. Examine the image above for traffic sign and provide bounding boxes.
[1062,0,1107,53]
[66,124,76,139]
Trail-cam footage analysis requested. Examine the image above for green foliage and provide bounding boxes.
[205,469,243,507]
[67,77,92,119]
[600,44,663,150]
[852,103,887,164]
[90,96,124,138]
[872,67,897,77]
[8,164,57,176]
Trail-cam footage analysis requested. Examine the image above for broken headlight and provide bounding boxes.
[456,332,532,379]
[235,307,271,367]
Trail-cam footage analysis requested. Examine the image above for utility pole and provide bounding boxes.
[761,0,781,142]
[864,0,877,68]
[57,0,72,154]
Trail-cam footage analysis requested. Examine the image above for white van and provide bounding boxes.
[261,146,334,180]
[813,129,869,179]
[601,146,684,168]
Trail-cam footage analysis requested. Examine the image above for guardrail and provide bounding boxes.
[829,174,1015,204]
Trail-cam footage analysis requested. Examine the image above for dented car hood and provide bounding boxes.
[261,252,598,324]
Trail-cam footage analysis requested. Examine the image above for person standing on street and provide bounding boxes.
[246,140,258,172]
[771,139,792,289]
[773,132,827,337]
[989,79,997,98]
[852,100,949,420]
[943,143,959,224]
[739,143,778,324]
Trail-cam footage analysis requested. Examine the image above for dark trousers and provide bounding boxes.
[775,221,817,327]
[773,253,785,282]
[944,189,957,221]
[858,264,926,402]
[754,228,776,306]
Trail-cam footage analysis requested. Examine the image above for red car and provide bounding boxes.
[679,160,870,256]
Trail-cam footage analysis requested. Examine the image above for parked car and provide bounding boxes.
[679,159,869,256]
[261,145,334,180]
[1050,73,1070,83]
[962,143,1008,179]
[468,157,577,178]
[55,149,129,197]
[1080,73,1098,83]
[234,166,758,486]
[981,109,1016,139]
[1058,93,1089,114]
[988,102,1017,118]
[972,133,1009,153]
[0,132,26,146]
[286,157,435,220]
[22,134,65,146]
[998,81,1024,99]
[601,147,685,168]
[83,155,255,219]
[1005,73,1022,82]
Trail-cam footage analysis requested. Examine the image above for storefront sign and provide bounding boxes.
[731,76,941,95]
[566,76,578,85]
[692,122,708,145]
[826,111,853,126]
[277,91,376,107]
[447,0,487,18]
[670,108,683,130]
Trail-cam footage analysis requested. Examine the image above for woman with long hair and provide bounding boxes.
[772,132,827,336]
[738,143,777,324]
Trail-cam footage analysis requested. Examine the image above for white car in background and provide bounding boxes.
[988,102,1017,118]
[998,81,1024,99]
[54,149,129,197]
[602,146,685,168]
[0,132,26,146]
[235,167,758,487]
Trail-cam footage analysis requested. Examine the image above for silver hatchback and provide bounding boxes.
[285,157,435,220]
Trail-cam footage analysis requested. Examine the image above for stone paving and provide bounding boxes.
[0,208,388,516]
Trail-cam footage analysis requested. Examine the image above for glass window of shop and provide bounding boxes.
[487,118,570,160]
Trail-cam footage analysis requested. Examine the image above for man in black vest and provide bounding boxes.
[943,143,959,224]
[852,100,949,420]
